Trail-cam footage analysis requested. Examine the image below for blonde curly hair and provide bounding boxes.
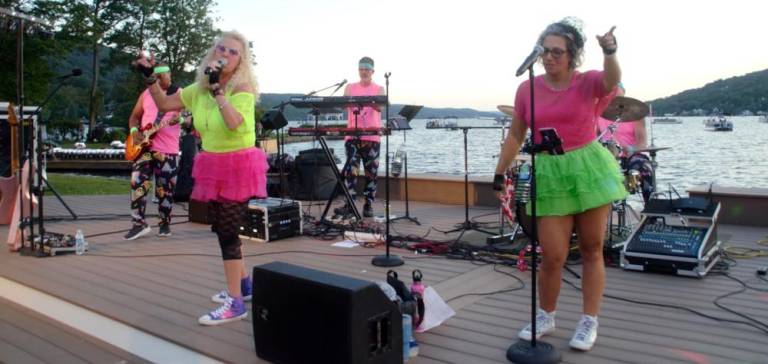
[195,30,259,101]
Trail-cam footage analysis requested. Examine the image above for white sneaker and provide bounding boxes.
[518,309,556,341]
[569,315,598,351]
[211,290,252,303]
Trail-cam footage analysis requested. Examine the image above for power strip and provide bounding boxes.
[343,231,383,243]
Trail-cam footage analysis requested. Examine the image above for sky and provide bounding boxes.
[215,0,768,111]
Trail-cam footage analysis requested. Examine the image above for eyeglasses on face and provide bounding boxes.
[541,47,566,59]
[216,44,240,57]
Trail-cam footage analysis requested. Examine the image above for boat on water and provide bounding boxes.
[703,115,733,131]
[653,117,683,124]
[759,115,768,123]
[494,116,513,125]
[426,118,458,129]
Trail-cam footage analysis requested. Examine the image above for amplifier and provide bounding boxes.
[621,200,722,277]
[239,198,302,243]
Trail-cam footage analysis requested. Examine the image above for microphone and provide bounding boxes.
[55,68,83,80]
[332,79,347,94]
[204,59,227,75]
[515,45,544,77]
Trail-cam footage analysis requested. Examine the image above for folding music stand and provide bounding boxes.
[390,105,422,225]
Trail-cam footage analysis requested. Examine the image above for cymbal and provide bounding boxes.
[601,96,649,121]
[497,105,515,116]
[635,146,670,153]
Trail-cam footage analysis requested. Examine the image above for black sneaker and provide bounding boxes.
[158,223,171,237]
[124,224,151,240]
[363,204,374,218]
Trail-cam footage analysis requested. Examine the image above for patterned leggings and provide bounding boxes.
[209,200,247,260]
[130,151,178,226]
[341,139,380,206]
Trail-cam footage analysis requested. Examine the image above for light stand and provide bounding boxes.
[506,66,560,364]
[372,71,403,267]
[446,126,501,236]
[390,104,422,225]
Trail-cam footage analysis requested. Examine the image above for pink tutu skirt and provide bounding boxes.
[191,147,268,202]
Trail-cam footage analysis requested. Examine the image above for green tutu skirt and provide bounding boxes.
[526,140,627,216]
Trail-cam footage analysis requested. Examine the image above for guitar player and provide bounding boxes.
[125,63,182,240]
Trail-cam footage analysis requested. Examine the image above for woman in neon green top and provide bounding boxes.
[135,30,266,326]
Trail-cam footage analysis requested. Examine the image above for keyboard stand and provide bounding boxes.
[318,134,361,222]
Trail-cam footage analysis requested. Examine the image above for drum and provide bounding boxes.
[623,153,655,203]
[601,140,622,158]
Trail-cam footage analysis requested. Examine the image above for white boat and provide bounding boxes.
[652,117,683,124]
[494,116,513,125]
[703,115,733,131]
[426,119,458,129]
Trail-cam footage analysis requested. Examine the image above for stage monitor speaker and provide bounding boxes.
[252,261,402,364]
[292,149,337,200]
[261,110,288,131]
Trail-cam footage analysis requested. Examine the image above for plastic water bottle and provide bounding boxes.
[75,229,85,255]
[402,314,412,362]
[515,163,531,203]
[392,145,406,177]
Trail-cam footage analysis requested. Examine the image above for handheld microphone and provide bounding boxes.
[204,59,227,75]
[515,45,545,77]
[332,79,347,94]
[55,68,83,80]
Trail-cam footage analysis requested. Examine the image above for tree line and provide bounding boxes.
[1,0,219,139]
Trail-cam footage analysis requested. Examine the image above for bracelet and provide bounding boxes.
[130,126,139,134]
[217,100,227,110]
[602,47,617,56]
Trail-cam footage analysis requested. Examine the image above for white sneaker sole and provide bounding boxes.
[123,227,151,241]
[518,325,555,341]
[198,312,248,326]
[569,339,596,351]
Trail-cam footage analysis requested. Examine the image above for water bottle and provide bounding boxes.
[392,145,405,177]
[515,163,531,203]
[75,229,85,255]
[402,314,412,362]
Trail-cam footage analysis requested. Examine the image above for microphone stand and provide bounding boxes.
[506,66,560,364]
[372,72,403,267]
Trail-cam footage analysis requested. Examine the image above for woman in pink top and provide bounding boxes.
[493,17,627,351]
[337,56,385,218]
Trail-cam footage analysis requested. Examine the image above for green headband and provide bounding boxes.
[359,62,374,70]
[153,66,170,74]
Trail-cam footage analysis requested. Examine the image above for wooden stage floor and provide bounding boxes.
[1,195,767,363]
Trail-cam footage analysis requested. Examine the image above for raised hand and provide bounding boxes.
[596,26,617,55]
[132,51,155,77]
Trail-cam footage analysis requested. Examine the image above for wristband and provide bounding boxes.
[602,48,617,56]
[130,127,139,134]
[145,75,157,85]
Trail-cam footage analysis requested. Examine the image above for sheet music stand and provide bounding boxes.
[389,105,422,225]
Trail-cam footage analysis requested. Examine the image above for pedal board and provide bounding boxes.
[621,201,721,277]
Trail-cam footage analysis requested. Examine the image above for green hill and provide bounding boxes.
[648,69,768,116]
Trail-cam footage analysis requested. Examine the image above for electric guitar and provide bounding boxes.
[124,115,180,161]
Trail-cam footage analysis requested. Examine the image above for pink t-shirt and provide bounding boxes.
[345,82,383,143]
[596,116,639,152]
[514,70,609,151]
[141,88,181,154]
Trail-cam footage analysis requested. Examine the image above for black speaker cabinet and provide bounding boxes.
[252,262,402,364]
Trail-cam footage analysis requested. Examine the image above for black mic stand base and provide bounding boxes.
[390,214,420,225]
[446,221,497,235]
[371,254,404,267]
[506,339,561,364]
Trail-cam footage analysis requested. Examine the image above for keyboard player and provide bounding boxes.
[336,56,385,218]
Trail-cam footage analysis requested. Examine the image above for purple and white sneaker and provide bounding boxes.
[212,277,253,303]
[198,296,247,326]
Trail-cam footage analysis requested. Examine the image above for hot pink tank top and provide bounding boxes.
[345,82,383,143]
[141,89,181,154]
[597,117,639,154]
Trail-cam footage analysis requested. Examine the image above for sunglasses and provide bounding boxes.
[215,44,240,57]
[541,47,567,59]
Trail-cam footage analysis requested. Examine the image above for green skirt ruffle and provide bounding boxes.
[526,140,627,216]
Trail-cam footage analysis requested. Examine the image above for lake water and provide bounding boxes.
[283,116,768,194]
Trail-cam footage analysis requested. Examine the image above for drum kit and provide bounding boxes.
[499,96,671,240]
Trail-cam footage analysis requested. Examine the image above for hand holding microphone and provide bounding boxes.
[205,59,228,86]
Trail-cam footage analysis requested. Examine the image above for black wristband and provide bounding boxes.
[602,47,617,56]
[145,75,157,85]
[492,174,505,191]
